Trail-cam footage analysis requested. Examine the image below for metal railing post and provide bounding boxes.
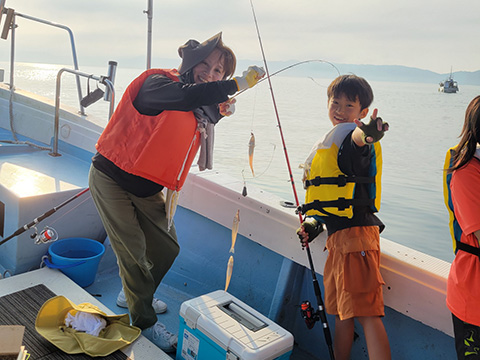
[145,0,153,69]
[14,12,86,115]
[51,68,115,157]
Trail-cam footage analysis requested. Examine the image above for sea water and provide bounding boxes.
[3,61,480,263]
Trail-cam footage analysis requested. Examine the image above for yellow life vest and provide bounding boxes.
[443,146,460,253]
[443,146,480,257]
[302,123,382,218]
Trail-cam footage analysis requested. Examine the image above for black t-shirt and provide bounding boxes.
[92,72,238,197]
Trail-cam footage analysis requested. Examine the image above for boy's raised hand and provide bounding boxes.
[354,108,389,144]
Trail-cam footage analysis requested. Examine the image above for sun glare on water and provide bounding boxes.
[22,62,62,82]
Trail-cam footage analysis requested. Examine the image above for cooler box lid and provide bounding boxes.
[179,290,293,360]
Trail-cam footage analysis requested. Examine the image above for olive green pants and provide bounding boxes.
[88,165,179,329]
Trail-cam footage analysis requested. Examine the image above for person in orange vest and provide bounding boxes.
[444,95,480,360]
[88,32,264,352]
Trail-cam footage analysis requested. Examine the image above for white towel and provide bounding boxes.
[65,311,107,336]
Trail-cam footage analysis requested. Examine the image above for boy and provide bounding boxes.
[297,74,390,360]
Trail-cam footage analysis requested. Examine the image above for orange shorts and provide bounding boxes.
[323,226,385,320]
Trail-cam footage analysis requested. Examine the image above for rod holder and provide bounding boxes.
[0,0,6,25]
[1,7,13,40]
[104,60,117,101]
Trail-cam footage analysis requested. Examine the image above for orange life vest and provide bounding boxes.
[96,68,200,191]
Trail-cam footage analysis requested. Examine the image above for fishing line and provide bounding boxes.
[240,83,258,194]
[249,0,301,212]
[247,84,258,178]
[248,1,335,358]
[240,75,276,195]
[0,188,91,247]
[309,76,329,88]
[241,143,276,179]
[252,143,276,178]
[28,192,93,244]
[46,193,92,227]
[232,59,341,100]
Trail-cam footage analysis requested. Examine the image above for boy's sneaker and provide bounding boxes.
[116,289,167,314]
[143,321,177,353]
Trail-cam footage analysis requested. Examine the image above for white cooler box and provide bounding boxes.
[176,290,294,360]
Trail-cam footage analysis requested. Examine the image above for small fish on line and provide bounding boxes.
[224,255,234,292]
[165,189,179,232]
[249,132,255,177]
[230,210,240,253]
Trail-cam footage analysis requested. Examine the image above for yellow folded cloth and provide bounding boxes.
[35,295,141,357]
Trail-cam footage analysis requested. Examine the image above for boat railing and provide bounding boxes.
[0,1,117,156]
[51,67,116,156]
[0,1,87,114]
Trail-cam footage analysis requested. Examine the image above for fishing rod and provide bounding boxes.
[232,59,340,99]
[248,1,335,359]
[0,188,90,247]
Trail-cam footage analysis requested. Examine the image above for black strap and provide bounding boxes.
[455,240,480,258]
[298,197,375,214]
[304,174,374,188]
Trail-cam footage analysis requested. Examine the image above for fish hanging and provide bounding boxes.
[225,209,240,292]
[241,141,276,197]
[224,255,234,292]
[165,189,179,232]
[248,132,255,177]
[230,210,240,253]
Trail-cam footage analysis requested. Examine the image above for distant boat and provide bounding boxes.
[439,69,459,93]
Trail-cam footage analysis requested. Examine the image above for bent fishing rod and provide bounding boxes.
[0,188,90,247]
[248,1,335,359]
[232,59,340,100]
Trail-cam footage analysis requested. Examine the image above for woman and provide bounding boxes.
[88,32,264,352]
[444,95,480,359]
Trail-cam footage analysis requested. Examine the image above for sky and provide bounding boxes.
[0,0,479,74]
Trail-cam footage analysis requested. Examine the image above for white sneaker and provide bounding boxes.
[116,289,167,314]
[143,321,177,353]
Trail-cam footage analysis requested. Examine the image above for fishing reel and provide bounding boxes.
[31,226,58,245]
[300,300,320,329]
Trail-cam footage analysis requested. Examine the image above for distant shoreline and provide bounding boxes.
[1,59,479,86]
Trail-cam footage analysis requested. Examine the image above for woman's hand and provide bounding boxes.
[219,98,236,117]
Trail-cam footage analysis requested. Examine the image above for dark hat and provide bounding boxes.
[178,32,222,75]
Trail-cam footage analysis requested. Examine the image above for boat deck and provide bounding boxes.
[0,237,312,359]
[0,128,90,198]
[85,238,313,359]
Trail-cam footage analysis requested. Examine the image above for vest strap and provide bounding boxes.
[305,175,374,188]
[298,198,375,215]
[455,240,480,258]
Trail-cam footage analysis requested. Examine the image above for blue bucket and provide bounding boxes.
[46,238,105,287]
